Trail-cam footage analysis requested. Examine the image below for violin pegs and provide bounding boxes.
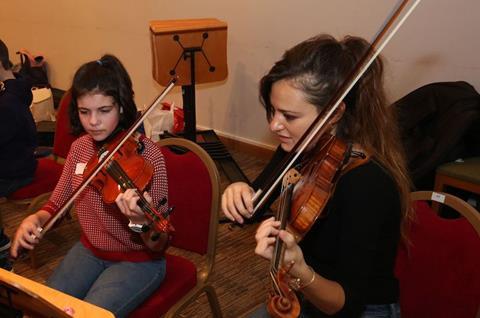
[157,197,167,208]
[164,206,175,217]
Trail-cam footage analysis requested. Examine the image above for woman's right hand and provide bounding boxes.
[10,212,47,258]
[221,182,255,224]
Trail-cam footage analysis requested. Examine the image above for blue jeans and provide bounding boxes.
[0,176,33,197]
[47,242,166,318]
[361,303,401,318]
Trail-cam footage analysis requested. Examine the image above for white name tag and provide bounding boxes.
[75,163,87,175]
[431,191,445,203]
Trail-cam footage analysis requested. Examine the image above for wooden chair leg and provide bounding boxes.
[204,284,223,318]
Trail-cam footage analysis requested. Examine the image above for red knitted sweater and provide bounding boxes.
[41,134,168,262]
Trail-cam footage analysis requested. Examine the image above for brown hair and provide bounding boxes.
[260,34,412,241]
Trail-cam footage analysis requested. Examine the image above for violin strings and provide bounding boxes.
[271,183,286,272]
[106,160,156,219]
[270,269,283,296]
[106,160,172,235]
[269,180,285,296]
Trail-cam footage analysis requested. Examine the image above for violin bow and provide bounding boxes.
[38,78,177,235]
[252,0,421,215]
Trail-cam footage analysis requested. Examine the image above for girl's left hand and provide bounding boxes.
[254,217,307,277]
[115,189,149,224]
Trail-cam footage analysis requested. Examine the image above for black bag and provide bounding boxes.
[16,49,49,88]
[393,81,480,190]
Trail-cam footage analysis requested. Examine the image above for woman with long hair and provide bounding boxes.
[223,34,411,317]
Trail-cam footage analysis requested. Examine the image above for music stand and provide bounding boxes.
[0,274,70,317]
[150,18,249,182]
[0,268,114,317]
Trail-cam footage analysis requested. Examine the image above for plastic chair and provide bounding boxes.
[395,191,480,318]
[129,138,223,318]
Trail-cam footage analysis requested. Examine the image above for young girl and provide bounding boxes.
[11,54,169,317]
[222,35,411,317]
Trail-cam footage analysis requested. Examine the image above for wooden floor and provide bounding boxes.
[0,148,273,317]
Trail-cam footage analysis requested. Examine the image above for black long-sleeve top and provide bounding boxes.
[253,147,401,317]
[0,77,37,179]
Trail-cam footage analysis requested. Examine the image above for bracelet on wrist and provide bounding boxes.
[289,265,316,291]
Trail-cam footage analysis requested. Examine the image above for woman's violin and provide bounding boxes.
[267,169,302,318]
[288,135,351,239]
[261,1,421,316]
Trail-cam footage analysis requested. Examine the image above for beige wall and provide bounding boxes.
[1,0,478,148]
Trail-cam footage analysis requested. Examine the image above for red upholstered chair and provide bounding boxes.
[7,158,63,207]
[129,138,223,318]
[395,191,480,318]
[51,90,77,161]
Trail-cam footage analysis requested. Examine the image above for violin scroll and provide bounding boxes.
[267,265,301,318]
[266,170,302,318]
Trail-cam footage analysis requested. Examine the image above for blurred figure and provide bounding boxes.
[0,39,36,271]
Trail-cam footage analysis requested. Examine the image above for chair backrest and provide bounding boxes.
[157,138,220,274]
[395,191,480,318]
[52,90,78,159]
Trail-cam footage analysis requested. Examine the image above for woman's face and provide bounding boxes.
[77,93,120,142]
[269,80,319,152]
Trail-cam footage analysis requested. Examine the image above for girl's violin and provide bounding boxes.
[36,79,176,238]
[84,131,175,237]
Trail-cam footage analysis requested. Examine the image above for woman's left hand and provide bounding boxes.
[254,217,307,277]
[115,189,149,224]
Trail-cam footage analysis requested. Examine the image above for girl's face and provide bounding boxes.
[269,80,319,152]
[77,93,121,142]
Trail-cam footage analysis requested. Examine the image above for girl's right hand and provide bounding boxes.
[10,213,45,258]
[221,182,255,224]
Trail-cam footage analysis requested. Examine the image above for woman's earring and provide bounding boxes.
[120,107,124,114]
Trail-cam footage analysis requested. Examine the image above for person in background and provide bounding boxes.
[222,34,411,317]
[0,39,36,271]
[11,54,170,317]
